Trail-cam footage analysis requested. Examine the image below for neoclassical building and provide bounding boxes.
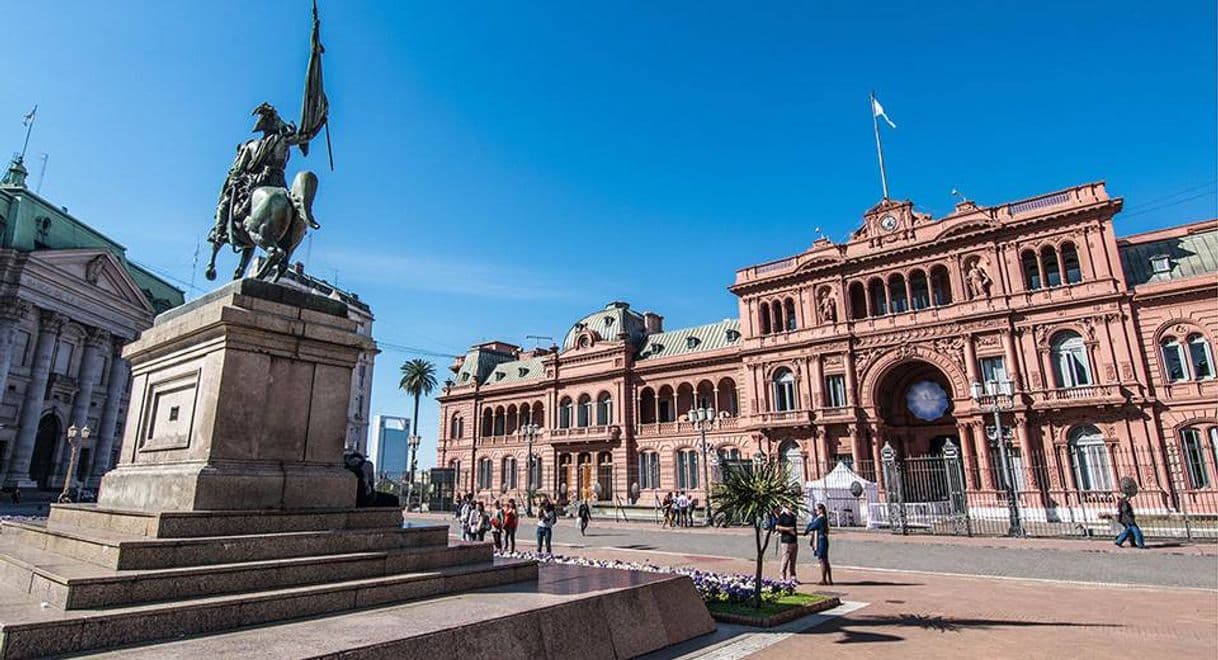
[437,181,1217,518]
[0,156,183,491]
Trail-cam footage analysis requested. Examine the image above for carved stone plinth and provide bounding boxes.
[97,279,375,511]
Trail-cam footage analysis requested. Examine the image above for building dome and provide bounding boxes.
[562,301,649,351]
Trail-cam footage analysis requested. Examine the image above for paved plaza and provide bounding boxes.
[409,513,1218,658]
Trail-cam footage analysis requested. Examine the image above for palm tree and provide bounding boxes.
[398,359,437,497]
[711,458,806,609]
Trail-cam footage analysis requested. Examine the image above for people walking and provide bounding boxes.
[504,499,519,553]
[490,500,505,551]
[469,501,489,542]
[457,495,472,541]
[536,498,556,554]
[1114,494,1146,549]
[662,492,674,527]
[676,491,690,527]
[804,503,833,585]
[577,500,592,536]
[775,503,799,582]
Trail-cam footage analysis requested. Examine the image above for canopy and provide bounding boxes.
[804,461,880,528]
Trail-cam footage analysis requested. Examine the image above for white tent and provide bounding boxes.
[804,461,880,528]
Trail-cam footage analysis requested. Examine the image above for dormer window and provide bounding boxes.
[725,329,740,342]
[650,342,664,354]
[460,373,470,382]
[686,336,700,349]
[603,316,615,327]
[518,367,528,377]
[1150,254,1171,274]
[494,372,505,381]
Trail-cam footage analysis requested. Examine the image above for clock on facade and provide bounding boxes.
[880,214,898,231]
[905,380,949,421]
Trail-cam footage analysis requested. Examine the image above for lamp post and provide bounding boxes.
[404,434,421,511]
[58,425,90,504]
[685,407,715,526]
[521,423,542,517]
[970,378,1023,537]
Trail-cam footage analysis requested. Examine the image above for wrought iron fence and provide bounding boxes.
[804,442,1218,541]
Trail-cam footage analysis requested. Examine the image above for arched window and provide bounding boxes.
[493,406,506,436]
[929,265,953,306]
[716,377,738,415]
[576,394,592,427]
[868,278,888,316]
[658,385,675,422]
[528,455,542,491]
[771,301,783,335]
[501,456,518,491]
[759,302,772,335]
[909,269,930,310]
[1041,245,1062,288]
[639,387,657,424]
[779,440,805,485]
[1068,425,1112,491]
[888,274,909,314]
[505,404,518,435]
[676,449,699,489]
[1051,331,1092,388]
[1022,250,1042,290]
[784,298,797,331]
[717,447,741,461]
[450,414,463,439]
[1180,428,1211,489]
[532,402,545,428]
[638,451,660,490]
[597,451,614,500]
[772,368,797,412]
[477,457,493,490]
[849,281,867,320]
[1061,242,1082,284]
[1188,334,1216,380]
[1161,336,1188,382]
[481,409,493,437]
[596,392,613,425]
[558,397,573,429]
[519,404,531,426]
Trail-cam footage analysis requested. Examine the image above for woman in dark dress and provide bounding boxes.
[804,503,833,585]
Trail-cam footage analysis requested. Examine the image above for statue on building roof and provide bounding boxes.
[204,1,332,283]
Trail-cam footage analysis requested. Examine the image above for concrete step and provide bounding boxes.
[0,557,538,659]
[0,536,493,609]
[48,504,406,539]
[0,521,449,570]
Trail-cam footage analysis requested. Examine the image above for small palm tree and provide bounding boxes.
[398,359,437,477]
[711,458,806,608]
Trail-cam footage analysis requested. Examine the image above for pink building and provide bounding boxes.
[438,182,1218,531]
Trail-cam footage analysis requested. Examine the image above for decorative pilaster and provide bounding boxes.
[0,296,31,402]
[52,327,109,486]
[6,310,66,487]
[88,336,130,485]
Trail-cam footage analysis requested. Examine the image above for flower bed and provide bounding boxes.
[497,550,797,605]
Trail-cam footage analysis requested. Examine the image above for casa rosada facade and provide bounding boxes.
[437,182,1218,518]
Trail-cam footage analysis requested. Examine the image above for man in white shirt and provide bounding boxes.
[676,492,689,527]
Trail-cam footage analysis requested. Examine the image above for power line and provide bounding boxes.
[1121,179,1216,212]
[1120,189,1217,220]
[375,341,460,360]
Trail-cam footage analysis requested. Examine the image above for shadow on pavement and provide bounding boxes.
[806,613,1121,644]
[827,580,923,587]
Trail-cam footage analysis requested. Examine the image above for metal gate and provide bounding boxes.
[880,441,970,535]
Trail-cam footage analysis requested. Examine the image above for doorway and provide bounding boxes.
[30,414,61,490]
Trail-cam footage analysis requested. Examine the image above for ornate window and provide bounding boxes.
[1022,250,1041,290]
[1180,428,1211,489]
[638,451,660,490]
[1188,334,1216,380]
[909,269,930,310]
[493,407,506,436]
[477,457,493,490]
[772,368,797,412]
[758,302,771,334]
[1041,245,1062,287]
[597,451,614,500]
[1051,331,1092,388]
[888,274,909,313]
[501,456,518,491]
[824,374,847,407]
[596,393,613,425]
[558,397,573,429]
[849,281,867,319]
[1068,425,1112,491]
[481,409,493,437]
[868,278,888,316]
[576,394,592,427]
[779,440,805,485]
[929,265,952,306]
[676,449,699,490]
[1061,242,1083,284]
[450,414,464,439]
[784,297,797,331]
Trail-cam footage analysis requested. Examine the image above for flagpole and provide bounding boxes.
[19,105,37,161]
[871,92,889,200]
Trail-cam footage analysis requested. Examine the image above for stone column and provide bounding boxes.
[958,422,978,490]
[1002,331,1022,390]
[88,337,129,484]
[1012,414,1036,491]
[973,420,995,490]
[53,327,108,486]
[963,335,979,384]
[0,296,31,402]
[844,349,858,406]
[7,310,65,487]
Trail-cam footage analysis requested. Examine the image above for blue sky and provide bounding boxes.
[2,1,1215,470]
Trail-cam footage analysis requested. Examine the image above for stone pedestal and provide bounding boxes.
[97,279,375,511]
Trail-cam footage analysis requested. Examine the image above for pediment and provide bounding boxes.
[27,249,155,314]
[932,218,999,242]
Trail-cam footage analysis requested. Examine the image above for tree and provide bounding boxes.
[710,458,806,608]
[398,359,437,494]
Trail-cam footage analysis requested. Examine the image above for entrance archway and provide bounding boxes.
[30,414,61,490]
[874,361,960,502]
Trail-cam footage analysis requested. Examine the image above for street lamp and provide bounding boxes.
[969,378,1023,537]
[404,434,421,511]
[58,425,90,504]
[685,407,715,526]
[521,423,542,516]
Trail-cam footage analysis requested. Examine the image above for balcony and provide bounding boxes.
[816,406,853,420]
[635,416,740,437]
[749,409,813,429]
[1032,384,1128,408]
[549,425,621,443]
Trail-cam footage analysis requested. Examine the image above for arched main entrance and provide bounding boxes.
[30,414,61,490]
[874,361,962,502]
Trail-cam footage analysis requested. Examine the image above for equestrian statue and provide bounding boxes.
[205,1,332,282]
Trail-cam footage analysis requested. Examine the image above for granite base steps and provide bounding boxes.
[77,563,717,660]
